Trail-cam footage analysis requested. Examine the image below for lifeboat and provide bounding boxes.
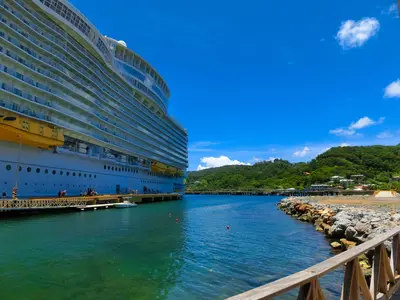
[0,109,64,149]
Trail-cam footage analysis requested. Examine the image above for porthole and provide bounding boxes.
[112,167,114,171]
[84,174,87,178]
[60,171,63,175]
[66,172,70,176]
[108,166,110,170]
[45,169,48,174]
[79,173,81,177]
[94,175,96,179]
[6,165,11,171]
[18,166,21,172]
[89,174,92,178]
[119,168,121,172]
[73,172,76,176]
[52,170,56,175]
[27,167,31,172]
[104,165,106,169]
[36,168,40,173]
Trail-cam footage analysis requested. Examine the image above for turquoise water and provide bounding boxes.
[0,195,342,299]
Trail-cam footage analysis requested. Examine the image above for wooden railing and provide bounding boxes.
[227,226,400,300]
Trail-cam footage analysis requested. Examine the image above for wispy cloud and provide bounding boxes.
[197,155,250,171]
[384,80,400,98]
[329,128,356,136]
[189,141,219,152]
[336,18,380,49]
[330,116,385,136]
[293,147,311,157]
[377,131,394,139]
[382,3,398,15]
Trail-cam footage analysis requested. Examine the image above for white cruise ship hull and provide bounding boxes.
[0,141,184,198]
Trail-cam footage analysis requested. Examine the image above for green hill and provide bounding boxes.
[186,145,400,191]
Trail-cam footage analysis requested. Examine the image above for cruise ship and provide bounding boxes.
[0,0,188,197]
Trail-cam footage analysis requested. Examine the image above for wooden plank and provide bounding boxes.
[356,259,372,300]
[341,260,360,300]
[226,227,400,300]
[370,244,382,300]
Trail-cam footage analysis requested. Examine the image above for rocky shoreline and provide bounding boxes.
[278,197,400,276]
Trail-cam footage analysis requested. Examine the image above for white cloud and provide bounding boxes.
[189,141,219,152]
[329,128,355,136]
[336,18,380,49]
[377,131,394,139]
[197,155,250,171]
[330,117,385,136]
[349,116,384,130]
[293,147,310,157]
[384,80,400,98]
[340,143,351,147]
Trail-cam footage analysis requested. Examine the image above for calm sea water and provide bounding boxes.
[0,195,343,299]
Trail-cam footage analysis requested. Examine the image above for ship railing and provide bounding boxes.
[226,226,400,300]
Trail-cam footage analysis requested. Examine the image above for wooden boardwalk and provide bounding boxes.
[0,193,182,212]
[227,226,400,300]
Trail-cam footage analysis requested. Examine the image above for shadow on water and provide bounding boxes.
[0,196,343,299]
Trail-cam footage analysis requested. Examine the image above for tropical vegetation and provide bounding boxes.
[186,145,400,192]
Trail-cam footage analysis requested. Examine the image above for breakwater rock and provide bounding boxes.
[278,197,400,275]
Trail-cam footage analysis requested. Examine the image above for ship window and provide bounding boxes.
[6,165,11,171]
[79,173,81,177]
[111,167,114,171]
[94,175,97,179]
[84,174,87,178]
[60,171,63,175]
[27,167,31,172]
[119,168,121,172]
[45,169,48,174]
[89,174,92,178]
[52,170,56,175]
[36,168,40,173]
[19,166,21,172]
[104,165,106,169]
[66,172,70,176]
[73,172,76,176]
[108,166,110,170]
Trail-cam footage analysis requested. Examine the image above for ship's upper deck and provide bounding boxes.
[32,0,174,118]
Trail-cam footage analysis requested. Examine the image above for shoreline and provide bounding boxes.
[277,196,400,276]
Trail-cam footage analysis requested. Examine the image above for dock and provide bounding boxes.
[0,193,182,213]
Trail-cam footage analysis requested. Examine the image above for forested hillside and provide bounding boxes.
[186,145,400,191]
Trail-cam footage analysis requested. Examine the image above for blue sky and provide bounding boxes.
[71,0,400,171]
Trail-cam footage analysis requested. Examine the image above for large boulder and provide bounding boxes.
[354,221,372,235]
[330,241,341,249]
[390,213,400,222]
[329,218,352,238]
[340,238,357,250]
[345,226,357,241]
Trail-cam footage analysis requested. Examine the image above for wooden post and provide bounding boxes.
[392,234,400,276]
[297,278,324,300]
[341,259,372,300]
